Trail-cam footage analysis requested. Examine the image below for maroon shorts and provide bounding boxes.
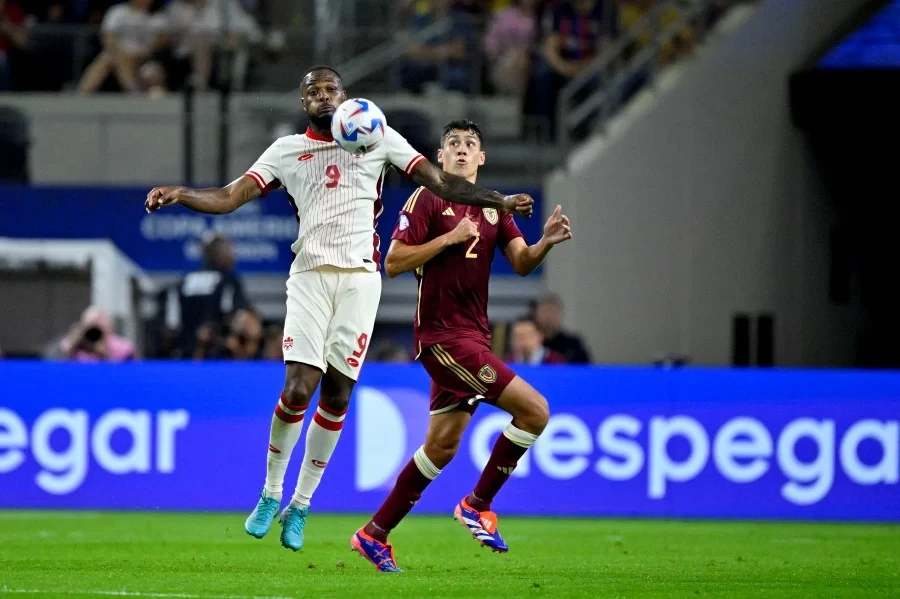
[418,336,516,415]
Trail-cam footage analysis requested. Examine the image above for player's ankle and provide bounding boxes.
[466,493,490,512]
[262,488,282,501]
[289,498,310,510]
[364,521,389,543]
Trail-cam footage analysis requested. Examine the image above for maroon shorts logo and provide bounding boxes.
[311,459,328,468]
[478,364,497,384]
[283,336,294,351]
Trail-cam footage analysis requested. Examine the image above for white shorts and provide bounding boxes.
[282,266,382,381]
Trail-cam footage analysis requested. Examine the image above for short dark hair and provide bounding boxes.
[441,119,484,148]
[513,316,540,330]
[537,293,563,308]
[202,233,231,268]
[302,65,343,85]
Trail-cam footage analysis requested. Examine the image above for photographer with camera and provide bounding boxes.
[59,306,138,362]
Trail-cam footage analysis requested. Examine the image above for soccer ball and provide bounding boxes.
[331,98,387,156]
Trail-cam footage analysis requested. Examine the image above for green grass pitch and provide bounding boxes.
[0,511,897,598]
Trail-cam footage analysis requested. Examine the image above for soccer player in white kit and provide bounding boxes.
[144,66,534,552]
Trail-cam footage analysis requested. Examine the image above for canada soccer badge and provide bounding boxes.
[283,336,294,351]
[482,207,498,225]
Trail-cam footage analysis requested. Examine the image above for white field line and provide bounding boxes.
[0,589,293,599]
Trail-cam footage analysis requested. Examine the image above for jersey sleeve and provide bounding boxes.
[497,212,525,252]
[244,138,283,196]
[392,187,434,247]
[384,126,427,177]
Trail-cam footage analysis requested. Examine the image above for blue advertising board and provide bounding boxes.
[0,186,543,275]
[1,362,898,521]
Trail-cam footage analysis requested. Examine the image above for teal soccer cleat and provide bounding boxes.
[244,491,280,539]
[279,505,309,551]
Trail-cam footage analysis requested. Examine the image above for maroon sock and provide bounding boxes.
[364,458,433,542]
[468,433,529,512]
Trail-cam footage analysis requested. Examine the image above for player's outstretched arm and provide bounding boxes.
[385,217,479,278]
[505,204,572,276]
[144,176,262,215]
[410,160,534,218]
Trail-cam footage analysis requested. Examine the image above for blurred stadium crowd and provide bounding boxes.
[1,0,737,135]
[0,0,747,364]
[0,234,591,366]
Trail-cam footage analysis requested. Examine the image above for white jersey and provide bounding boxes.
[245,126,426,274]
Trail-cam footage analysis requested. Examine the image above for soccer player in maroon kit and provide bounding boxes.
[351,120,573,572]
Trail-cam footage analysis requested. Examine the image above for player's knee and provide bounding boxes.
[319,369,354,413]
[424,435,461,469]
[318,392,351,414]
[519,394,550,435]
[282,379,313,410]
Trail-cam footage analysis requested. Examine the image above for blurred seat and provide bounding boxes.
[0,106,30,183]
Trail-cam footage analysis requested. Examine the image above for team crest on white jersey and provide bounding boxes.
[482,208,498,225]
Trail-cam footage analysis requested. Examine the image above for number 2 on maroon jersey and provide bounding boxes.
[465,235,480,258]
[325,165,341,188]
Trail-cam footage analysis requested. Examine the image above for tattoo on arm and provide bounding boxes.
[412,161,505,209]
[229,176,263,210]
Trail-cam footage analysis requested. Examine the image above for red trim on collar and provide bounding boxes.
[306,127,333,142]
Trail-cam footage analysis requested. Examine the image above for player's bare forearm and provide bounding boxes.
[413,162,504,209]
[178,187,235,214]
[145,176,261,215]
[514,238,553,277]
[384,236,455,278]
[411,162,533,217]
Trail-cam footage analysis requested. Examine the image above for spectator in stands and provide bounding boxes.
[483,0,539,98]
[618,0,694,65]
[262,323,284,361]
[212,308,263,360]
[77,0,168,94]
[28,1,63,22]
[533,293,591,363]
[508,317,566,364]
[59,306,138,363]
[0,0,28,90]
[162,233,250,359]
[370,340,412,363]
[30,0,106,24]
[528,0,615,139]
[162,0,263,92]
[397,0,476,94]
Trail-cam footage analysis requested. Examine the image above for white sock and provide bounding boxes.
[290,401,347,508]
[263,393,309,500]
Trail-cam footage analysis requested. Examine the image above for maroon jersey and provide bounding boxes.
[391,187,524,354]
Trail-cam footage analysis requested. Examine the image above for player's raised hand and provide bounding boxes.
[543,204,572,245]
[449,215,479,245]
[502,194,534,218]
[145,186,185,213]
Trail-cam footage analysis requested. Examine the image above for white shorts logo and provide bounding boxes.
[398,214,410,231]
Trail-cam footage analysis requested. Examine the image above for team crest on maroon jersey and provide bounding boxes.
[482,208,498,225]
[478,364,497,383]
